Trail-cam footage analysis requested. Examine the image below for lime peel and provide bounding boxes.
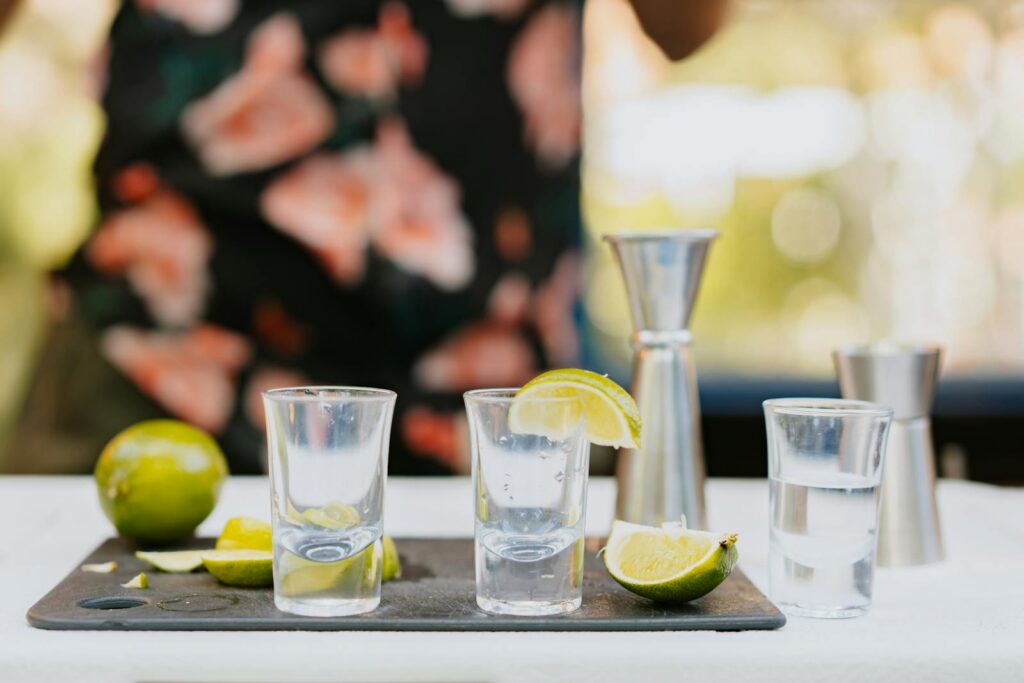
[382,535,401,581]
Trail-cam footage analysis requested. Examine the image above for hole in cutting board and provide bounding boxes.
[78,596,147,610]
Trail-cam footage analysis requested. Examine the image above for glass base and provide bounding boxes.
[476,596,581,616]
[274,595,380,617]
[778,601,870,619]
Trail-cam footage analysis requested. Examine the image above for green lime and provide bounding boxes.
[216,517,272,551]
[202,549,273,587]
[603,520,738,604]
[511,369,641,448]
[94,420,228,544]
[135,550,205,573]
[121,572,149,589]
[381,535,401,581]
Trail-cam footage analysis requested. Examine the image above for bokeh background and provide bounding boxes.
[2,0,1022,476]
[582,0,1024,378]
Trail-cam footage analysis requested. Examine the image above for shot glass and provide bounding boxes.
[764,398,893,618]
[465,389,590,616]
[263,387,396,617]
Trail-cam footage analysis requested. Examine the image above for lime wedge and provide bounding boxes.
[301,501,360,530]
[81,561,118,573]
[121,572,149,589]
[135,550,205,573]
[603,520,738,603]
[382,535,401,581]
[511,369,641,448]
[277,543,379,597]
[277,551,348,596]
[216,517,272,551]
[202,549,273,587]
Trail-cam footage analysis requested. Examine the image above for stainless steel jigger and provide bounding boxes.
[833,343,944,566]
[604,229,717,530]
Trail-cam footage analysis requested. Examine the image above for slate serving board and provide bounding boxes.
[27,537,785,632]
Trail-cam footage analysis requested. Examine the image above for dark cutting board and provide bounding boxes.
[27,537,785,632]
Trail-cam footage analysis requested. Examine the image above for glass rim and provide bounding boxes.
[262,386,397,403]
[463,388,582,404]
[763,397,893,418]
[833,341,942,358]
[603,227,719,243]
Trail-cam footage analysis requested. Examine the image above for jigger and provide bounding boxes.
[604,229,717,530]
[833,343,944,566]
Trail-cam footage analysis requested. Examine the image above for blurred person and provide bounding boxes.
[6,0,724,474]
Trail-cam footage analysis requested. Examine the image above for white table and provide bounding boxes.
[1,476,1022,682]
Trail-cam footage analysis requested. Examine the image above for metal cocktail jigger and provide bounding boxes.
[604,229,718,530]
[833,344,944,567]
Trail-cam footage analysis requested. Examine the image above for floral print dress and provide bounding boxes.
[66,0,582,474]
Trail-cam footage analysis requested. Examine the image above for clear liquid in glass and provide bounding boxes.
[273,520,383,617]
[475,508,585,616]
[769,472,880,618]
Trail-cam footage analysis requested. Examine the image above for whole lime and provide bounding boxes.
[94,420,229,544]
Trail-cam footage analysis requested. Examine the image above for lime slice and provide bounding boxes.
[202,549,273,587]
[301,501,360,530]
[135,550,205,573]
[278,551,350,596]
[277,543,379,597]
[603,520,738,603]
[216,517,272,551]
[121,572,149,589]
[81,561,118,573]
[511,369,641,448]
[382,535,401,581]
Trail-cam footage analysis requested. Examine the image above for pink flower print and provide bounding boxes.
[444,0,531,20]
[134,0,239,34]
[401,406,468,472]
[369,119,474,290]
[180,13,334,176]
[243,365,310,431]
[493,206,532,262]
[318,2,428,100]
[413,321,536,392]
[261,119,474,290]
[487,272,532,325]
[260,151,374,285]
[507,4,581,169]
[87,174,212,327]
[531,251,580,366]
[101,325,253,434]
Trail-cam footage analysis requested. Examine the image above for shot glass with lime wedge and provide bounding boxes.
[263,387,396,617]
[465,369,640,616]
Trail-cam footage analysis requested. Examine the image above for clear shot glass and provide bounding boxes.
[263,387,396,617]
[764,398,893,618]
[465,389,590,616]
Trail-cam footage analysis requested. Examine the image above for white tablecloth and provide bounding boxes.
[0,476,1021,682]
